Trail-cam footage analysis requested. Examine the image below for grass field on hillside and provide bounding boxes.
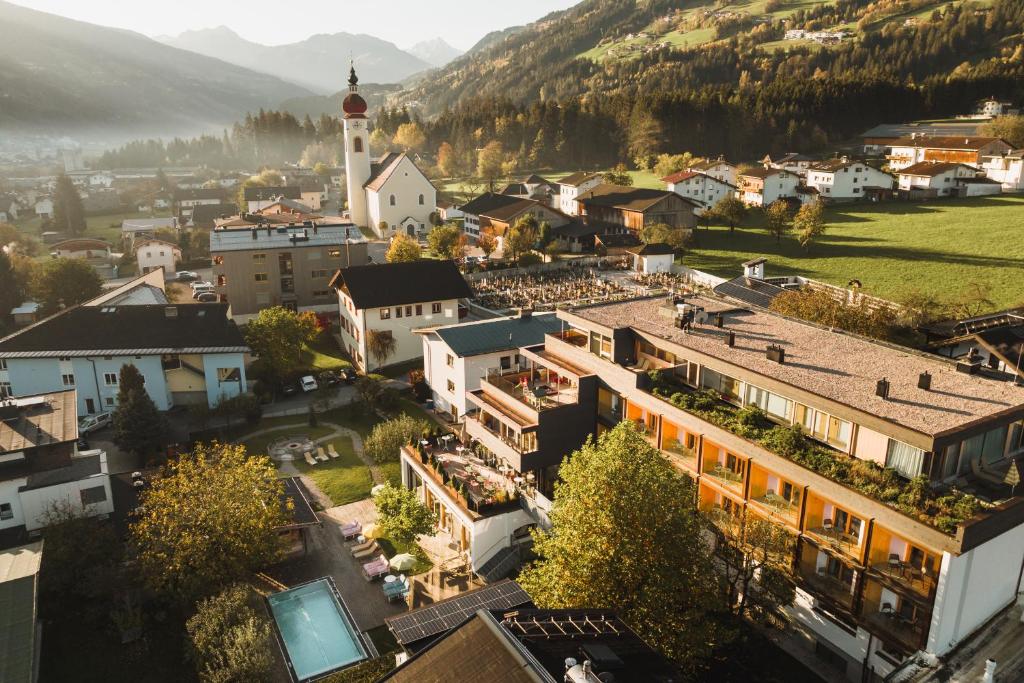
[689,195,1024,308]
[15,210,172,246]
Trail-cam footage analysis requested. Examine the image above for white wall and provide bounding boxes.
[423,333,522,419]
[470,506,536,570]
[927,522,1024,656]
[343,294,459,372]
[136,243,179,275]
[0,476,27,530]
[366,156,436,237]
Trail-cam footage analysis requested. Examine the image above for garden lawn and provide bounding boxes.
[375,534,434,576]
[687,195,1024,308]
[301,331,353,373]
[293,434,374,506]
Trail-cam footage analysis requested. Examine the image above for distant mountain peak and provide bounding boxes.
[407,37,463,67]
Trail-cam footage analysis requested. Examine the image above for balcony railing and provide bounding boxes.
[867,559,938,600]
[701,504,744,539]
[553,329,588,348]
[750,492,800,526]
[703,463,745,492]
[861,599,928,653]
[662,441,698,471]
[803,567,857,611]
[485,368,579,412]
[805,525,862,561]
[466,412,536,455]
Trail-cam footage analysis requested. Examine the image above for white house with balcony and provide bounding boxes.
[805,159,895,201]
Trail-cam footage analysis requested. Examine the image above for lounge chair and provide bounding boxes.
[340,522,362,540]
[362,555,390,581]
[304,451,318,466]
[316,446,329,462]
[328,444,340,459]
[352,541,381,560]
[349,537,375,553]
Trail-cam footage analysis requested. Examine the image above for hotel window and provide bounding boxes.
[58,356,71,362]
[254,273,268,282]
[405,305,413,317]
[390,195,396,206]
[745,384,792,421]
[885,439,926,479]
[812,412,852,451]
[311,269,329,278]
[328,249,342,257]
[418,194,425,205]
[396,307,403,318]
[831,507,863,540]
[589,332,612,360]
[0,503,11,520]
[61,373,75,387]
[446,354,454,368]
[104,397,115,407]
[217,368,241,382]
[103,373,118,386]
[252,253,266,263]
[415,304,422,315]
[313,290,330,298]
[431,303,442,314]
[380,308,391,320]
[0,382,10,398]
[447,380,455,393]
[701,368,740,403]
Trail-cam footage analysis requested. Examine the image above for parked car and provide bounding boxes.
[318,370,342,387]
[196,292,218,303]
[281,381,300,397]
[339,367,358,383]
[190,280,213,291]
[175,270,199,282]
[300,375,319,393]
[192,286,214,300]
[78,412,111,434]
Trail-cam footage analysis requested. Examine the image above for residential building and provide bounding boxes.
[189,202,239,229]
[33,198,52,220]
[459,192,525,238]
[737,168,801,206]
[0,391,113,536]
[332,260,472,372]
[499,174,560,209]
[121,217,176,236]
[896,162,981,199]
[627,242,674,274]
[805,158,895,201]
[921,308,1024,382]
[435,199,463,222]
[0,541,42,683]
[661,170,737,212]
[976,98,1018,119]
[133,238,181,276]
[243,186,301,213]
[762,152,822,176]
[686,156,738,185]
[172,188,225,218]
[981,149,1024,191]
[474,198,570,254]
[341,67,436,238]
[887,136,1013,171]
[382,607,679,682]
[419,311,563,421]
[459,294,1024,681]
[860,122,985,155]
[210,219,367,322]
[576,184,697,231]
[0,272,249,413]
[49,238,116,279]
[556,172,604,216]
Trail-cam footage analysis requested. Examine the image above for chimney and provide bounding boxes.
[517,307,532,319]
[876,377,890,399]
[743,257,766,280]
[918,371,932,391]
[726,331,736,347]
[714,313,724,328]
[766,344,785,364]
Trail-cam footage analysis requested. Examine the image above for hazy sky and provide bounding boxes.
[9,0,579,51]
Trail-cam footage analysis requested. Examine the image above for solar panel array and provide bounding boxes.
[386,580,531,646]
[713,276,786,309]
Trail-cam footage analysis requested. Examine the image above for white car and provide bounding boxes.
[192,285,214,300]
[300,375,319,393]
[190,280,213,291]
[175,271,199,282]
[78,412,112,434]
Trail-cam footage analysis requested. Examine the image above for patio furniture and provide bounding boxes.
[822,519,834,532]
[888,553,903,576]
[350,538,375,553]
[341,522,362,540]
[361,555,390,581]
[316,446,329,462]
[352,541,381,560]
[304,451,318,466]
[881,602,894,617]
[383,574,410,602]
[328,444,340,459]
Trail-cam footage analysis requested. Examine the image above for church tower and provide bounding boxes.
[342,64,371,228]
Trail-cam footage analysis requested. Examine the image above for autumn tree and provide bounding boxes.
[112,363,168,458]
[427,224,464,260]
[769,287,898,339]
[653,152,696,178]
[640,222,689,252]
[366,329,398,370]
[981,115,1024,147]
[131,442,289,603]
[763,200,793,243]
[519,422,725,666]
[504,214,539,262]
[794,201,826,251]
[0,251,22,326]
[52,174,86,235]
[603,163,633,186]
[244,307,318,385]
[365,415,430,464]
[393,122,427,152]
[374,483,437,545]
[477,140,505,190]
[186,584,275,683]
[386,233,421,262]
[437,141,457,177]
[627,106,665,170]
[715,516,796,622]
[477,230,497,259]
[711,195,747,232]
[32,258,103,314]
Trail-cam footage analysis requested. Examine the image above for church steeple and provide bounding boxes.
[348,63,359,91]
[342,62,368,118]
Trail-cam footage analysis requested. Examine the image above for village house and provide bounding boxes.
[0,391,113,537]
[189,202,239,229]
[435,199,463,222]
[686,156,739,185]
[470,195,570,254]
[210,218,367,323]
[763,152,821,176]
[556,172,604,216]
[981,149,1024,191]
[172,188,225,219]
[49,238,117,279]
[498,174,560,209]
[887,136,1013,171]
[627,242,675,274]
[576,184,697,231]
[737,167,801,206]
[133,238,181,276]
[896,162,984,199]
[332,260,472,372]
[243,186,302,213]
[661,170,737,213]
[0,271,249,413]
[419,311,563,422]
[33,198,53,220]
[805,158,895,201]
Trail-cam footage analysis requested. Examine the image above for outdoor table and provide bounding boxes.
[384,575,397,584]
[357,535,366,544]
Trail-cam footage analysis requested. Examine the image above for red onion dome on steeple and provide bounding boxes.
[342,64,368,118]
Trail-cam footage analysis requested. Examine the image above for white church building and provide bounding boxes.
[342,67,437,239]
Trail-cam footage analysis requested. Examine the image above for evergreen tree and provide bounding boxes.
[112,363,168,458]
[52,175,86,236]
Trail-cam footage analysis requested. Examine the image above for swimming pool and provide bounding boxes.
[267,578,373,681]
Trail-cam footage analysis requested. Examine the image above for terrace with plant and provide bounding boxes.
[645,371,985,534]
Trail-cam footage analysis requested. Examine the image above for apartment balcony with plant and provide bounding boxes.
[698,482,745,540]
[803,492,866,564]
[625,401,658,447]
[861,578,932,654]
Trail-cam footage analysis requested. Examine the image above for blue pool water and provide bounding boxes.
[268,579,368,681]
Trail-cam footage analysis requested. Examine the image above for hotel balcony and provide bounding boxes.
[864,526,940,600]
[659,418,699,473]
[803,493,866,564]
[797,540,858,613]
[747,463,803,530]
[551,328,588,349]
[861,581,931,654]
[482,367,580,413]
[700,441,747,495]
[463,400,539,475]
[401,444,522,520]
[698,482,745,540]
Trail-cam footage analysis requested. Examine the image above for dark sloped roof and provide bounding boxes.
[480,198,542,222]
[558,171,602,187]
[898,161,972,177]
[23,454,101,490]
[499,182,528,196]
[364,152,402,192]
[0,304,247,356]
[577,184,690,212]
[458,192,523,216]
[739,167,792,179]
[243,185,300,201]
[173,188,224,201]
[632,242,675,256]
[190,202,238,225]
[434,313,562,358]
[713,276,787,308]
[278,476,320,529]
[330,260,472,309]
